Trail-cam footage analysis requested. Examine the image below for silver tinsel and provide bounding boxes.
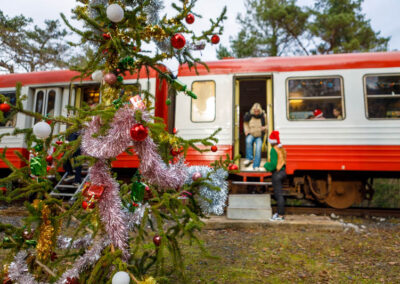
[9,251,43,284]
[55,237,110,284]
[126,203,150,230]
[144,0,164,24]
[185,166,228,215]
[57,234,93,250]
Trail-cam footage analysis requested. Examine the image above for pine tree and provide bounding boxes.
[0,1,230,283]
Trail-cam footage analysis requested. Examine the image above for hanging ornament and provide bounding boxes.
[190,40,206,51]
[22,229,34,240]
[131,181,145,204]
[117,75,124,82]
[0,103,11,113]
[130,123,148,141]
[171,33,186,49]
[211,34,220,44]
[192,172,202,181]
[0,187,6,194]
[46,165,51,172]
[129,95,146,111]
[91,70,103,82]
[65,277,80,284]
[106,4,125,23]
[50,251,58,262]
[46,155,53,163]
[211,145,218,152]
[82,182,105,200]
[153,235,161,247]
[173,128,178,134]
[228,164,239,171]
[82,201,88,210]
[112,271,130,284]
[166,98,171,105]
[102,33,111,40]
[33,121,51,139]
[33,143,43,152]
[185,13,195,24]
[30,156,47,176]
[170,147,181,157]
[104,73,117,85]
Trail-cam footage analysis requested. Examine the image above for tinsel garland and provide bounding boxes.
[185,166,228,215]
[89,160,130,259]
[126,203,150,229]
[57,234,93,250]
[36,204,54,261]
[8,238,110,284]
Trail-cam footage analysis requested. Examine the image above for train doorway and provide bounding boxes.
[234,77,273,171]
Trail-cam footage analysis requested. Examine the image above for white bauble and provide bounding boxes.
[91,70,103,82]
[106,4,124,23]
[112,271,130,284]
[33,121,51,139]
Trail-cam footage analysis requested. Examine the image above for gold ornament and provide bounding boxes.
[138,277,157,284]
[36,204,54,261]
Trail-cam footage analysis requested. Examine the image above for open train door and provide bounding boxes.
[234,77,273,171]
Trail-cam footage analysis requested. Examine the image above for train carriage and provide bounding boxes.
[1,52,400,208]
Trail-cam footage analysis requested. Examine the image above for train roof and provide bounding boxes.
[0,67,159,89]
[178,51,400,76]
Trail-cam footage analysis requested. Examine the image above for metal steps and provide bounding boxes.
[50,168,90,200]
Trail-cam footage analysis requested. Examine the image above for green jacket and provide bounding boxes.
[264,147,286,172]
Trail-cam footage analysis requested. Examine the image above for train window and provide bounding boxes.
[191,81,216,122]
[0,91,16,127]
[287,77,344,120]
[364,74,400,119]
[82,86,100,106]
[46,90,56,117]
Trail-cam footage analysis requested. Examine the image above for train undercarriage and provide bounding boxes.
[230,171,378,209]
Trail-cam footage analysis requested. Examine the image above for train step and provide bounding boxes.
[231,181,272,186]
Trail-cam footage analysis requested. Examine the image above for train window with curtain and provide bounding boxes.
[191,80,216,122]
[364,74,400,119]
[0,91,16,127]
[287,77,344,120]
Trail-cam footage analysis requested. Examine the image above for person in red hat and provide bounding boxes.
[313,109,325,120]
[264,130,287,221]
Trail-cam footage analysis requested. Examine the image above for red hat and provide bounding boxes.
[268,130,281,146]
[313,109,323,118]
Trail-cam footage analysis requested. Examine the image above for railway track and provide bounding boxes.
[279,206,400,218]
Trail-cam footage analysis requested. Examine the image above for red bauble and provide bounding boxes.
[228,164,238,171]
[104,73,117,85]
[46,165,51,172]
[185,13,195,24]
[102,33,111,40]
[65,277,79,284]
[171,33,186,49]
[211,145,218,152]
[56,141,63,145]
[46,155,53,163]
[145,185,150,192]
[0,187,6,194]
[82,201,88,210]
[211,34,220,44]
[170,148,181,157]
[130,123,149,141]
[172,128,178,134]
[192,172,202,181]
[153,235,161,246]
[50,251,58,261]
[0,103,11,113]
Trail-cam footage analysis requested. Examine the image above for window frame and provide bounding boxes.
[363,73,400,120]
[285,75,346,121]
[190,80,217,123]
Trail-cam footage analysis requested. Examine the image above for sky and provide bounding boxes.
[1,0,400,62]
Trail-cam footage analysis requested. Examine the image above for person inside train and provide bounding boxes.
[312,109,325,119]
[333,107,343,119]
[264,130,287,221]
[243,103,267,171]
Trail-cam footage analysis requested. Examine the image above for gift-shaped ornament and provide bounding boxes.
[82,182,105,199]
[129,95,146,111]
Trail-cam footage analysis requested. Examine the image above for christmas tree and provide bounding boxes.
[0,1,230,283]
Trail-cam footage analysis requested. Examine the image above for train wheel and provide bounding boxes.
[324,181,363,209]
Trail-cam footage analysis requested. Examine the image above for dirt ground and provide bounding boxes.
[1,214,400,283]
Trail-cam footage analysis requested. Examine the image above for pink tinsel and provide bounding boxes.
[90,160,130,259]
